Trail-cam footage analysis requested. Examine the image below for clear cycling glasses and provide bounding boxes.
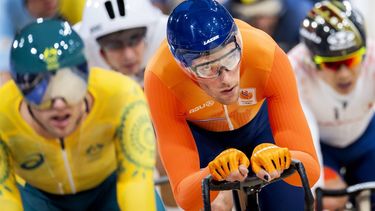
[188,36,242,79]
[13,63,89,110]
[314,47,366,72]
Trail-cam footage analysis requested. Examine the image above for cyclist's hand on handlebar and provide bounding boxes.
[208,148,250,181]
[250,143,291,181]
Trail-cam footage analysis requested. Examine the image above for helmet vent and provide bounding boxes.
[104,0,126,19]
[117,0,125,16]
[104,1,115,19]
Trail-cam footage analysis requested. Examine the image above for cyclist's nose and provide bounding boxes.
[121,46,137,58]
[217,67,232,81]
[336,65,353,77]
[51,97,69,109]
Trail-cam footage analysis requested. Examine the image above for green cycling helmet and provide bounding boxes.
[10,18,89,108]
[11,18,86,74]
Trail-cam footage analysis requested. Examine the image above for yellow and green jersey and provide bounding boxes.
[0,68,156,211]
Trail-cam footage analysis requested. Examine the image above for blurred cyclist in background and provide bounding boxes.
[225,0,314,52]
[288,1,375,210]
[77,0,167,86]
[77,0,175,209]
[0,19,158,211]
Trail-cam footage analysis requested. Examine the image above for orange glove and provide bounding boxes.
[251,143,291,176]
[208,148,250,181]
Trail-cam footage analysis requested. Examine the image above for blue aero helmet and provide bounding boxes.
[10,18,89,109]
[167,0,242,79]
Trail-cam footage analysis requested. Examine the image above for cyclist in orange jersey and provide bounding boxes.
[144,0,320,210]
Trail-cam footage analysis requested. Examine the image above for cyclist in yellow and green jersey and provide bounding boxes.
[0,19,160,211]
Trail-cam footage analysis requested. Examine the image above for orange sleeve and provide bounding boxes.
[144,71,218,210]
[264,46,320,187]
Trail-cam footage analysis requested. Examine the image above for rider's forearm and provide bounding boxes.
[0,175,22,211]
[0,140,23,211]
[115,83,157,210]
[288,150,320,187]
[265,46,320,186]
[170,167,219,210]
[0,198,23,211]
[116,173,156,211]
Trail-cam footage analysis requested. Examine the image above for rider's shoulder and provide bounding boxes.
[88,67,142,97]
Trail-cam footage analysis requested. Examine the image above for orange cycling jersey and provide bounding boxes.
[144,19,320,210]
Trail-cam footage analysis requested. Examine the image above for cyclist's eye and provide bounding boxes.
[197,64,213,76]
[224,58,237,69]
[127,35,144,47]
[221,54,234,64]
[102,41,124,50]
[127,39,138,47]
[16,73,45,94]
[31,100,53,110]
[222,50,240,69]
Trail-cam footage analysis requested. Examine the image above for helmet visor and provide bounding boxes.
[174,24,242,68]
[13,63,89,109]
[314,47,366,71]
[188,39,241,79]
